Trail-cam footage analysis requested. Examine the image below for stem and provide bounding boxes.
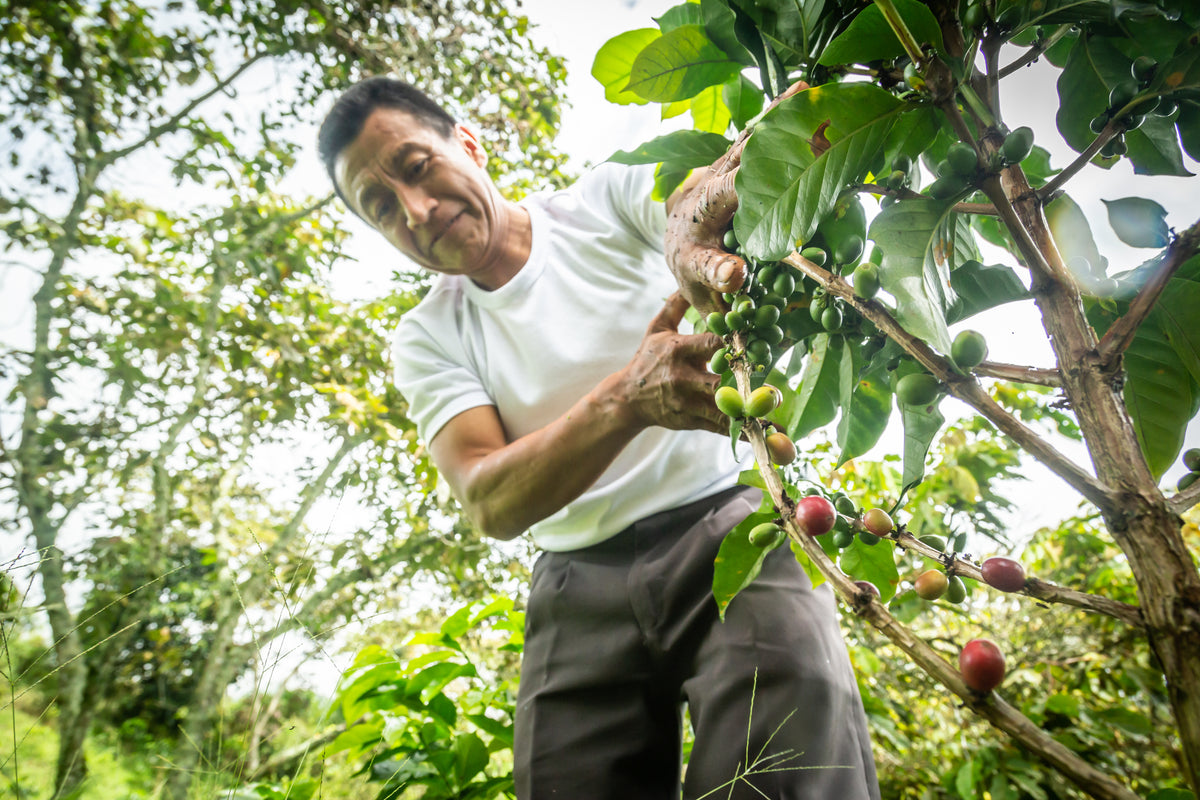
[982,35,1002,121]
[785,253,1113,509]
[733,360,1140,800]
[973,361,1062,387]
[890,530,1144,628]
[1096,217,1200,367]
[873,0,925,66]
[1038,124,1122,200]
[850,183,999,215]
[1169,483,1200,516]
[998,24,1072,78]
[101,53,267,166]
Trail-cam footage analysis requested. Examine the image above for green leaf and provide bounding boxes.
[1158,257,1200,386]
[729,415,745,458]
[1097,707,1153,737]
[1046,194,1103,273]
[626,25,742,102]
[1091,301,1200,477]
[1147,790,1197,800]
[723,75,765,131]
[701,0,756,66]
[1055,36,1130,154]
[1178,98,1200,162]
[1102,197,1171,247]
[948,260,1030,322]
[1044,693,1081,717]
[656,2,704,31]
[735,83,907,260]
[712,510,777,619]
[608,130,731,167]
[901,398,945,487]
[1126,114,1193,177]
[689,83,733,134]
[592,28,661,105]
[868,198,963,355]
[881,106,941,169]
[464,713,514,746]
[838,534,900,602]
[790,539,826,590]
[837,354,893,465]
[786,333,842,439]
[452,732,490,785]
[818,0,944,66]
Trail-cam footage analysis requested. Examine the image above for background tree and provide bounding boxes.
[0,2,561,798]
[596,0,1200,797]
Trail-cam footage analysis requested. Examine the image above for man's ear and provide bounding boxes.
[455,123,488,168]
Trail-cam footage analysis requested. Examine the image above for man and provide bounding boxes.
[318,76,880,800]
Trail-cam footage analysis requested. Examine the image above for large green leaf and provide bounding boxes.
[1101,197,1170,247]
[1122,316,1200,477]
[818,0,943,66]
[608,130,732,167]
[785,333,843,440]
[1157,256,1200,386]
[1178,98,1200,162]
[701,0,756,66]
[656,1,705,30]
[867,198,964,355]
[712,509,777,619]
[901,398,946,487]
[689,82,734,134]
[735,83,907,260]
[948,260,1030,323]
[838,534,901,602]
[626,24,742,102]
[742,0,832,67]
[723,74,765,130]
[592,28,660,105]
[837,353,893,466]
[1089,297,1200,478]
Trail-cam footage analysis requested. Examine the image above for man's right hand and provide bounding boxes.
[615,292,726,435]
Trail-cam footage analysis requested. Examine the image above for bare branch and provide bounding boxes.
[849,183,998,215]
[784,253,1113,509]
[1168,481,1200,516]
[890,530,1144,628]
[101,53,268,166]
[1038,122,1122,201]
[730,359,1140,800]
[998,25,1073,79]
[973,361,1063,387]
[1097,217,1200,367]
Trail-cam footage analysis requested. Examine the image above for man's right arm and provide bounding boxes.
[429,293,724,541]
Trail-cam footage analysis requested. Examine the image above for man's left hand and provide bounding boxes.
[664,167,747,317]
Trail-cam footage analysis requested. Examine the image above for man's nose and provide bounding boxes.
[396,184,434,229]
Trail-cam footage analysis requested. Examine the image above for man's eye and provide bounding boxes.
[406,159,428,180]
[374,198,395,222]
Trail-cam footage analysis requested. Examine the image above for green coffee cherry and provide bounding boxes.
[835,234,865,267]
[946,575,968,604]
[947,142,978,176]
[854,262,881,299]
[801,247,828,267]
[896,372,941,406]
[709,347,731,375]
[1001,127,1034,163]
[820,304,843,332]
[754,305,780,328]
[706,311,729,336]
[715,385,744,417]
[749,522,785,549]
[951,330,989,368]
[723,228,738,250]
[745,385,781,418]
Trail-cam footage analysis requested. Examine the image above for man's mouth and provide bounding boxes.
[428,211,464,253]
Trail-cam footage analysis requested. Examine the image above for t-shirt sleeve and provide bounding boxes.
[391,315,494,444]
[589,162,667,252]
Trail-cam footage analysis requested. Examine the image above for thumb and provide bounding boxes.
[647,292,690,334]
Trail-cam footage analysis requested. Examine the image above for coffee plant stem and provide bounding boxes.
[734,357,1140,800]
[872,0,924,68]
[1096,217,1200,368]
[971,362,1062,387]
[1038,121,1123,200]
[889,529,1144,627]
[998,24,1073,79]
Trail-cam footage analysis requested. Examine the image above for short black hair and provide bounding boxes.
[318,76,458,206]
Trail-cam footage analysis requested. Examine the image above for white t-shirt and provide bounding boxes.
[392,162,746,551]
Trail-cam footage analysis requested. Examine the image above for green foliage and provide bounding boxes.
[325,598,523,800]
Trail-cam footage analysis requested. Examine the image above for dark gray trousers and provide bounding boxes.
[514,486,881,800]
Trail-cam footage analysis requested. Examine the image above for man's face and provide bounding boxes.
[334,108,498,278]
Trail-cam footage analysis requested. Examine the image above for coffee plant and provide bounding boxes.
[597,1,1200,797]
